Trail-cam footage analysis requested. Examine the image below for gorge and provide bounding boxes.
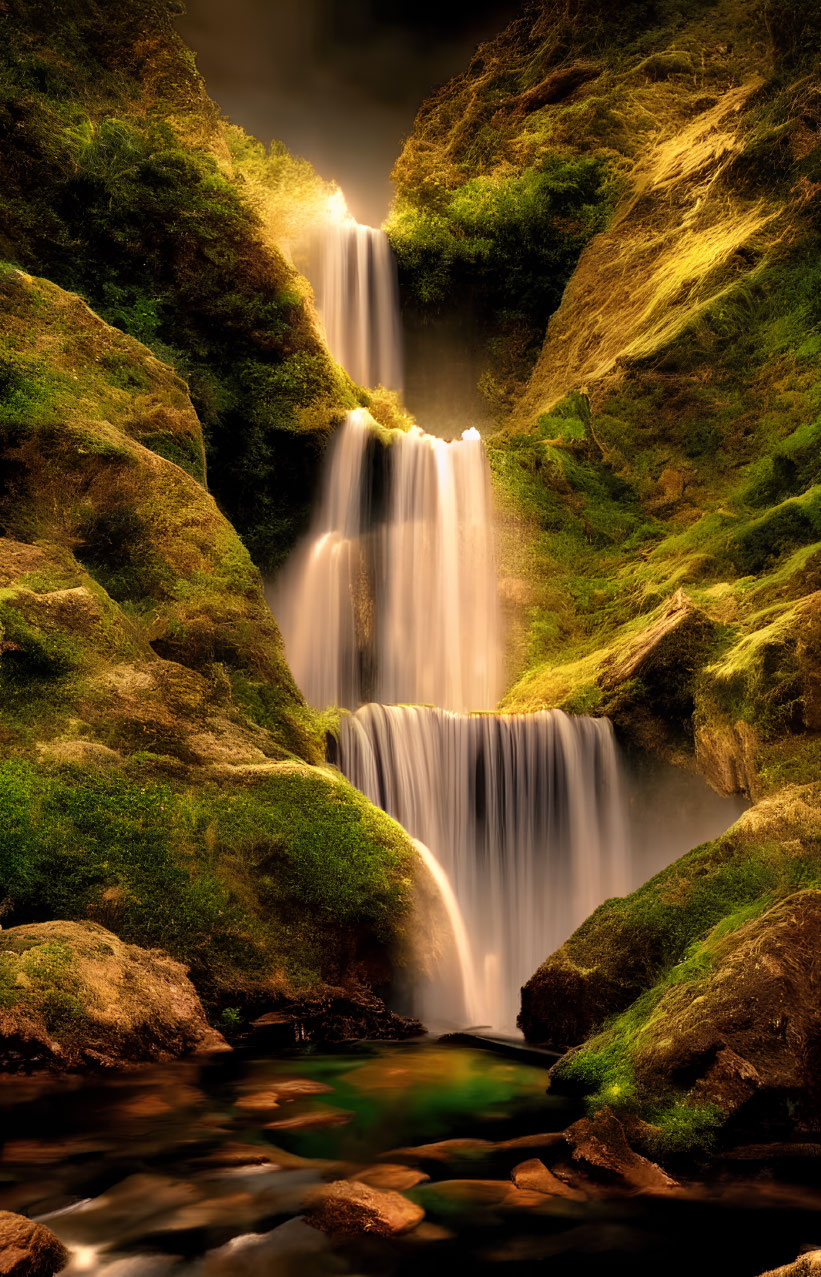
[2,1,821,1274]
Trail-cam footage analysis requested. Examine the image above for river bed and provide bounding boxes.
[0,1042,817,1276]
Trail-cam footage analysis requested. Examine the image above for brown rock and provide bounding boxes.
[630,891,821,1127]
[353,1164,429,1191]
[0,1212,68,1277]
[0,920,227,1072]
[381,1137,493,1165]
[303,1180,424,1237]
[756,1252,821,1277]
[511,1158,586,1199]
[564,1109,678,1194]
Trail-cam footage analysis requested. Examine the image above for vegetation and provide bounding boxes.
[0,757,413,1008]
[0,0,354,573]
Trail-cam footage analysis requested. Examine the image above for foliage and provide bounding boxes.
[389,157,611,323]
[0,11,350,572]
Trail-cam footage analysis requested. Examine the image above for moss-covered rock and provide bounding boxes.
[0,267,418,1026]
[0,0,354,573]
[0,919,226,1070]
[520,783,821,1049]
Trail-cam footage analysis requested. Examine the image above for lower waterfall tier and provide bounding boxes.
[332,704,629,1031]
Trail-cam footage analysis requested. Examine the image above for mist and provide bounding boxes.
[177,0,522,225]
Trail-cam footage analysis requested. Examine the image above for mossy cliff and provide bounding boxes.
[395,0,821,1153]
[0,264,416,1037]
[0,0,355,574]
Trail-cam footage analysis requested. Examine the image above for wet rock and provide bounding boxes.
[756,1252,821,1277]
[0,1212,68,1276]
[352,1164,430,1191]
[249,987,423,1045]
[264,1109,352,1132]
[0,921,227,1072]
[381,1137,494,1166]
[511,1158,586,1199]
[235,1079,333,1112]
[564,1109,678,1194]
[304,1180,424,1237]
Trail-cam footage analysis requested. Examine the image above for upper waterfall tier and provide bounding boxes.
[334,704,629,1030]
[272,409,503,713]
[312,205,404,392]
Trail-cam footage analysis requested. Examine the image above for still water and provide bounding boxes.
[0,1042,816,1276]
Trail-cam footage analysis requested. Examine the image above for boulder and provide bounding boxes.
[0,920,226,1071]
[520,785,821,1047]
[510,1159,586,1200]
[563,1109,678,1195]
[0,1212,68,1277]
[629,890,821,1128]
[303,1180,424,1237]
[601,589,715,700]
[352,1165,430,1191]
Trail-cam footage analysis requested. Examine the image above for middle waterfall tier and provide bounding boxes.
[272,409,502,713]
[333,703,630,1031]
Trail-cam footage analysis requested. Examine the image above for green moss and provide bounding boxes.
[0,758,413,1006]
[0,10,349,573]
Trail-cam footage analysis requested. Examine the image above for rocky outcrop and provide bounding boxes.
[0,920,226,1071]
[0,1213,68,1276]
[628,891,821,1130]
[563,1109,678,1194]
[520,784,821,1047]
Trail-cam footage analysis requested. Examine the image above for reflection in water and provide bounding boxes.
[0,1044,816,1277]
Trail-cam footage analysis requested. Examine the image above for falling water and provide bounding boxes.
[312,194,404,391]
[332,704,629,1030]
[272,409,502,713]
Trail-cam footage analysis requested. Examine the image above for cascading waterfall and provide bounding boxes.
[332,704,629,1030]
[272,408,502,713]
[272,190,632,1032]
[312,192,403,392]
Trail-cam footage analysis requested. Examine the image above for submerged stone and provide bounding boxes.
[304,1180,424,1237]
[0,1212,68,1277]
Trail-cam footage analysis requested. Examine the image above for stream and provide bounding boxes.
[3,1041,818,1276]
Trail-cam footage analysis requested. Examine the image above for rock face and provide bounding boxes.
[0,1212,68,1277]
[304,1180,424,1237]
[0,920,226,1071]
[629,891,821,1130]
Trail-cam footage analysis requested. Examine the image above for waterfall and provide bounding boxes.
[272,409,502,713]
[312,196,403,392]
[332,704,629,1031]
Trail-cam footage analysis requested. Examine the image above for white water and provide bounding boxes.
[272,194,637,1032]
[333,704,629,1031]
[312,199,403,392]
[273,408,502,713]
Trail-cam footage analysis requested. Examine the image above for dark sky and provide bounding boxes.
[177,0,522,225]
